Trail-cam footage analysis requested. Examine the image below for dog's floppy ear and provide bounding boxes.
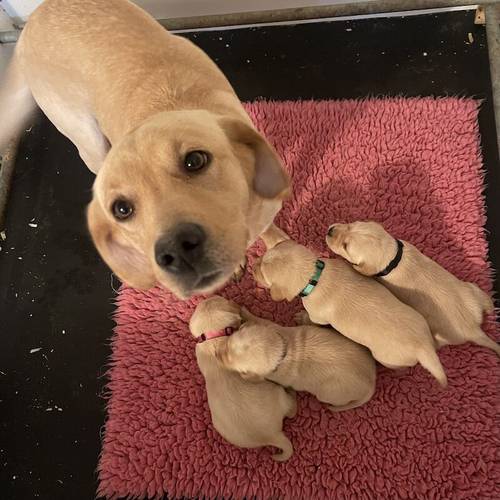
[219,117,290,199]
[87,199,156,289]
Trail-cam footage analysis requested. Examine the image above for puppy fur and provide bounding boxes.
[0,0,289,297]
[326,221,499,356]
[189,296,296,461]
[255,225,448,387]
[217,308,377,412]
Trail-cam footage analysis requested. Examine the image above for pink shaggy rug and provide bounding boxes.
[98,98,499,499]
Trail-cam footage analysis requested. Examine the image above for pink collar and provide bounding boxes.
[198,326,234,343]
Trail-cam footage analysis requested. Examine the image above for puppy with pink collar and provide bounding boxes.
[190,296,296,461]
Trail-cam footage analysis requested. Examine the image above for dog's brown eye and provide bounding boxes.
[184,150,211,172]
[112,199,134,220]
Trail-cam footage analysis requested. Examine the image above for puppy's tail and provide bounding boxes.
[417,347,448,388]
[467,283,495,315]
[470,328,500,357]
[270,432,293,462]
[0,49,36,153]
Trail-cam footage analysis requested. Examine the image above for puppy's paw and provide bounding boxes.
[294,310,313,326]
[232,257,247,282]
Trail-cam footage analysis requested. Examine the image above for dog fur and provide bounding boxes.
[326,221,499,356]
[254,225,448,387]
[0,0,289,297]
[216,307,377,412]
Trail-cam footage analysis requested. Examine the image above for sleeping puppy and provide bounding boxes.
[326,221,499,356]
[0,0,289,298]
[254,225,448,387]
[189,296,296,461]
[216,308,377,412]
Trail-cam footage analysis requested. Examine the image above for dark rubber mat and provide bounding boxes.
[0,9,497,499]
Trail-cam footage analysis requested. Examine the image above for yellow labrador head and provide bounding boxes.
[253,240,314,302]
[215,320,285,380]
[325,221,396,275]
[189,296,242,339]
[88,110,289,297]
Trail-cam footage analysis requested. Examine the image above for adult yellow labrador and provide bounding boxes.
[0,0,289,298]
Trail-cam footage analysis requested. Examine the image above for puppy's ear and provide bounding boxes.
[87,199,156,289]
[219,117,290,199]
[260,224,290,249]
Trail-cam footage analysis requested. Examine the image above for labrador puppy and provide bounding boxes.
[326,221,499,355]
[190,296,296,461]
[0,0,289,298]
[216,307,377,412]
[254,225,448,387]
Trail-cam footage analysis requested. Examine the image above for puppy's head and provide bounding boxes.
[253,240,313,302]
[215,321,285,380]
[189,296,242,339]
[88,110,289,298]
[326,221,395,275]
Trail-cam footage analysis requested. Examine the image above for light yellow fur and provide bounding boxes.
[190,297,296,461]
[327,221,499,356]
[1,0,289,297]
[255,225,448,387]
[217,308,377,412]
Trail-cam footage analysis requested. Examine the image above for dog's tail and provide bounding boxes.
[0,49,36,152]
[270,432,293,462]
[417,347,448,388]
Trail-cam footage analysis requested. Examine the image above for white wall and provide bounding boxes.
[2,0,367,23]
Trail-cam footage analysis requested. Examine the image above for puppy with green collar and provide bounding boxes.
[254,225,448,388]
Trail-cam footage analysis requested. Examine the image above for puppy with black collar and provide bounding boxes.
[216,308,377,413]
[326,221,498,356]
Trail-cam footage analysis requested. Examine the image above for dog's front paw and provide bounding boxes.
[232,257,247,282]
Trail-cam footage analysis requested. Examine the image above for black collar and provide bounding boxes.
[374,239,404,277]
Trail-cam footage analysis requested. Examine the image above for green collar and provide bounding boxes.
[298,260,325,298]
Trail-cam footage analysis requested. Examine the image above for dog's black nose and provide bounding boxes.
[327,225,335,237]
[155,223,207,275]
